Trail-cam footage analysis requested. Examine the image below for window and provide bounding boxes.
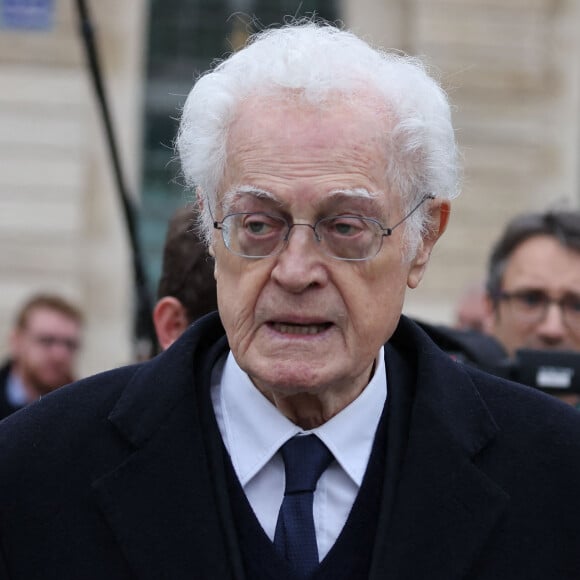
[140,0,339,291]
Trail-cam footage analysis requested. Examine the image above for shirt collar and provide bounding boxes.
[314,351,386,486]
[217,348,387,487]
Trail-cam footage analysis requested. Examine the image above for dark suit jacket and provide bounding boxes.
[1,313,580,579]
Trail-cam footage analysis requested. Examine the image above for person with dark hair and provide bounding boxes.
[1,22,580,580]
[485,210,580,353]
[0,293,83,419]
[483,210,580,406]
[153,206,218,350]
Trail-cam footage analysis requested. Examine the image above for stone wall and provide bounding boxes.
[0,0,147,375]
[344,0,580,324]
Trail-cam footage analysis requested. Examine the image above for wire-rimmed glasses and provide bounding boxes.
[212,194,434,261]
[498,289,580,333]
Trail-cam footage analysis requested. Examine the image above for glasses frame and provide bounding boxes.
[26,332,81,353]
[211,194,435,261]
[497,289,580,333]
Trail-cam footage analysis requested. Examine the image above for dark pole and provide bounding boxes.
[75,0,157,359]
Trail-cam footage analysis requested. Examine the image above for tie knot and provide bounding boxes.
[280,435,333,494]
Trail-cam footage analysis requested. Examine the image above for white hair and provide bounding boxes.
[176,20,460,257]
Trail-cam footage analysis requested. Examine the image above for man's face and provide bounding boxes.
[488,235,580,356]
[10,307,82,396]
[211,95,445,406]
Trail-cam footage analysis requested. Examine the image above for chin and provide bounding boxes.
[249,360,334,396]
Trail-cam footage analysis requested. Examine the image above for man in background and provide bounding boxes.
[0,293,83,419]
[153,206,218,350]
[484,210,580,405]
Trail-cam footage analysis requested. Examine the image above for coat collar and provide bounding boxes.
[91,313,508,580]
[91,313,244,580]
[369,316,509,580]
[107,313,225,448]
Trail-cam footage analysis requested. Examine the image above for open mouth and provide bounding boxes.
[269,321,333,336]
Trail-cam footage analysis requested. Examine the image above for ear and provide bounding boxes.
[407,199,451,289]
[153,297,190,350]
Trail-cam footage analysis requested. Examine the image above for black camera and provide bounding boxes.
[417,320,580,396]
[484,349,580,396]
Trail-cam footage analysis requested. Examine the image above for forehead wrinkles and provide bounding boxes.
[230,91,390,151]
[222,186,387,216]
[222,96,392,201]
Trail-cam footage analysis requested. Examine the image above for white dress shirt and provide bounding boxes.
[210,347,387,560]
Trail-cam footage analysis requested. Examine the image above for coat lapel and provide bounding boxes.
[369,318,510,580]
[88,311,510,579]
[91,315,242,580]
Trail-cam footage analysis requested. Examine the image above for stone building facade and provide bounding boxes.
[0,0,147,375]
[0,0,579,375]
[346,0,580,322]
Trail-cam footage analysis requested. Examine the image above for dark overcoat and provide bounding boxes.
[1,314,580,579]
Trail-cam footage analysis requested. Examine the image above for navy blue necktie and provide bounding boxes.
[273,435,333,578]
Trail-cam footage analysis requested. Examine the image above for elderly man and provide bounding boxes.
[483,210,580,405]
[1,22,580,580]
[0,293,83,419]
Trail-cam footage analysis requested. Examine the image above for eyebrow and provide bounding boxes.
[327,188,383,200]
[222,186,385,214]
[324,188,388,219]
[511,288,580,299]
[221,186,282,214]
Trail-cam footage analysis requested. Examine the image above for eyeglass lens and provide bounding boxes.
[30,334,80,352]
[222,213,384,260]
[503,290,580,330]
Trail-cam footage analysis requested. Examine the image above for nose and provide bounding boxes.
[45,337,77,359]
[49,345,74,364]
[535,302,567,345]
[270,224,328,293]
